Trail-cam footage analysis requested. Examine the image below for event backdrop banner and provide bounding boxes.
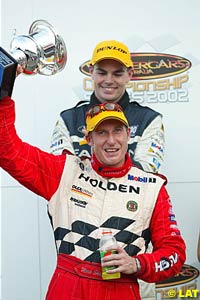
[1,1,200,300]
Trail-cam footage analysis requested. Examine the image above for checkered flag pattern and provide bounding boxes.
[54,216,150,262]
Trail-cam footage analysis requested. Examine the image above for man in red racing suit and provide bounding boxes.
[0,97,185,300]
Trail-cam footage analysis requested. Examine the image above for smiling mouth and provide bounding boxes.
[102,86,117,91]
[105,149,118,153]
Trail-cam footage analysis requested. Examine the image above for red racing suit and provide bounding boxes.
[0,97,186,300]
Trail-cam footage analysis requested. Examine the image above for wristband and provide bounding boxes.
[135,257,141,272]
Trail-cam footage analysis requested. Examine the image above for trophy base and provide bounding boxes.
[0,47,18,100]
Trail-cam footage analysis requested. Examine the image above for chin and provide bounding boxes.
[104,99,113,102]
[104,159,119,167]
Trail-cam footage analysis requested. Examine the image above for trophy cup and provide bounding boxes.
[0,19,67,99]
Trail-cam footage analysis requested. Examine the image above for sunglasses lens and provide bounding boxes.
[104,103,116,110]
[87,102,122,118]
[87,106,99,117]
[92,106,101,115]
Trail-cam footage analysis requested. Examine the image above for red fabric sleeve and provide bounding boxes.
[134,185,186,282]
[0,97,66,200]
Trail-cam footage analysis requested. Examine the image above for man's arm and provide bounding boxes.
[50,116,75,155]
[133,115,165,173]
[135,185,186,282]
[0,97,66,200]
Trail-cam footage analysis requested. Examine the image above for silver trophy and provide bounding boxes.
[0,20,67,99]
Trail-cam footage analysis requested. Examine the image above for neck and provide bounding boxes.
[91,153,132,178]
[90,91,130,110]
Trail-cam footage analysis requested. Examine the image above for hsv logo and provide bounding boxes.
[155,253,178,272]
[80,53,191,80]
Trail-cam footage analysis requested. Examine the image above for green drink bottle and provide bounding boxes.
[99,229,121,280]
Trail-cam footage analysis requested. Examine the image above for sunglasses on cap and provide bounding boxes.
[86,102,123,118]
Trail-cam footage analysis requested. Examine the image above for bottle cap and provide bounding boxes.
[102,229,112,234]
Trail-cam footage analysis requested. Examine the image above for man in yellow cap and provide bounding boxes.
[50,39,165,299]
[0,96,185,300]
[50,40,165,175]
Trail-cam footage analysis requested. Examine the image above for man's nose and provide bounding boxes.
[104,73,114,82]
[107,133,115,144]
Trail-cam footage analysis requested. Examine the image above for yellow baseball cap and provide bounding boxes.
[89,40,133,68]
[85,103,129,134]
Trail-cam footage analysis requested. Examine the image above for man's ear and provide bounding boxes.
[127,127,131,141]
[89,65,94,74]
[127,67,133,82]
[85,133,92,146]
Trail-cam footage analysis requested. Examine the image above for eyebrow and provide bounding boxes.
[95,67,126,73]
[96,124,126,131]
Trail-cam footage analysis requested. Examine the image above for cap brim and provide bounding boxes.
[86,110,129,134]
[90,56,128,67]
[94,116,128,129]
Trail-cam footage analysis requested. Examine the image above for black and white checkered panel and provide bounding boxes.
[54,216,150,262]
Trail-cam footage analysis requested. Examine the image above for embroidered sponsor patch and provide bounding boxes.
[128,174,156,183]
[71,185,93,198]
[155,253,178,272]
[129,125,138,138]
[169,214,176,222]
[70,196,88,208]
[126,200,138,212]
